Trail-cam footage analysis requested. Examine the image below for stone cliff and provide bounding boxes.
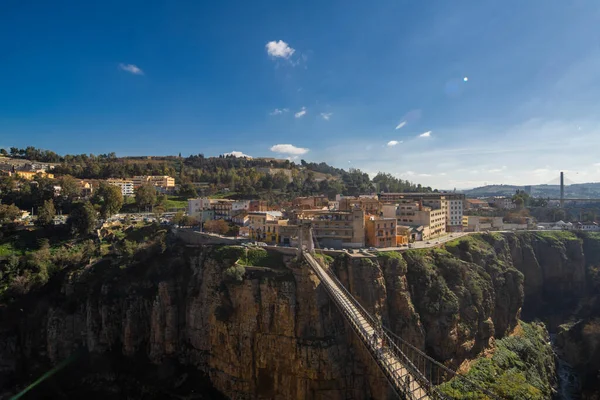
[0,231,598,399]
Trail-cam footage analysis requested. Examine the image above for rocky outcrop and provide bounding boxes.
[0,246,393,399]
[1,231,598,399]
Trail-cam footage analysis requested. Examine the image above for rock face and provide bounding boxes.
[0,231,597,399]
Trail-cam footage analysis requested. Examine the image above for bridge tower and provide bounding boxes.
[297,222,315,255]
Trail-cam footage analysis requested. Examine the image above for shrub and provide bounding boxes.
[223,265,245,282]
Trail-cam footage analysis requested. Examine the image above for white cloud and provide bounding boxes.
[270,144,309,155]
[387,140,402,147]
[321,112,333,121]
[266,40,295,59]
[269,108,289,115]
[395,121,406,130]
[295,107,307,118]
[118,63,144,75]
[223,151,252,159]
[487,166,507,173]
[418,131,432,138]
[418,173,432,177]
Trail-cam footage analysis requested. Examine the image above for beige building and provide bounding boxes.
[132,175,175,189]
[248,211,284,241]
[339,196,381,215]
[297,209,365,249]
[365,216,396,248]
[292,196,329,210]
[379,192,463,232]
[396,200,446,239]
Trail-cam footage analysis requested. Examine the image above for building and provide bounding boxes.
[212,199,234,221]
[292,196,329,210]
[79,180,93,197]
[107,179,134,197]
[264,219,291,244]
[14,170,54,180]
[379,192,464,232]
[575,222,600,231]
[297,209,365,249]
[188,198,212,217]
[462,216,504,232]
[465,199,490,209]
[395,200,446,239]
[132,175,175,189]
[491,197,515,210]
[248,211,284,241]
[231,211,250,226]
[232,200,250,212]
[248,200,269,212]
[339,196,381,215]
[395,225,411,245]
[365,216,396,248]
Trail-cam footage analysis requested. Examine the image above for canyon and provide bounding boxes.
[0,231,598,399]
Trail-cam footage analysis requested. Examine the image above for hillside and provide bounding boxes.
[463,182,600,198]
[1,146,434,201]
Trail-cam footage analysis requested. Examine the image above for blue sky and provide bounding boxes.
[1,0,600,188]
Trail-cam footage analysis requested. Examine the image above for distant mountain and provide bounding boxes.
[462,182,600,199]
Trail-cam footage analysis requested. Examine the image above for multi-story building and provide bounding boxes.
[232,200,250,212]
[248,211,284,241]
[107,179,135,197]
[212,199,234,221]
[379,192,464,232]
[491,197,516,210]
[394,200,446,239]
[292,196,329,210]
[465,199,490,209]
[248,200,269,212]
[339,196,381,215]
[133,175,175,189]
[188,198,212,217]
[297,209,365,249]
[365,216,396,248]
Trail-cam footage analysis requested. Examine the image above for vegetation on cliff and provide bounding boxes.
[438,321,555,399]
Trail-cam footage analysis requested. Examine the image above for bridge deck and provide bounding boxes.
[303,252,430,400]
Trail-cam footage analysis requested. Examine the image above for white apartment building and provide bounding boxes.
[447,198,464,232]
[232,200,250,212]
[187,198,212,217]
[107,179,134,197]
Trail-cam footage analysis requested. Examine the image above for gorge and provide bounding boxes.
[0,230,599,399]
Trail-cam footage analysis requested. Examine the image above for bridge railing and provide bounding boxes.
[306,252,500,400]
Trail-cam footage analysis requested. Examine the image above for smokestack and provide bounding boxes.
[560,171,564,208]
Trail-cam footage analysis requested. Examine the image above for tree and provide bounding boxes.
[135,184,157,211]
[58,175,80,200]
[95,183,124,218]
[36,199,56,226]
[0,148,7,156]
[173,211,185,225]
[178,182,197,198]
[68,201,98,236]
[204,219,229,235]
[0,204,21,224]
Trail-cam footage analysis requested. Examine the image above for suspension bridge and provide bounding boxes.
[297,224,500,399]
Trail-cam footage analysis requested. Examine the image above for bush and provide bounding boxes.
[223,265,245,282]
[438,321,553,399]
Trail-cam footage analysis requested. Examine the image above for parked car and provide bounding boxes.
[368,247,377,252]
